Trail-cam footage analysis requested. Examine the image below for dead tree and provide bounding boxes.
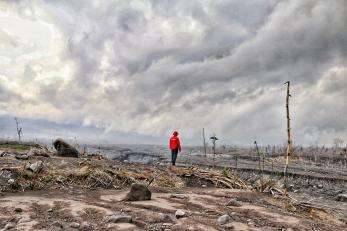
[203,128,207,157]
[14,117,22,142]
[210,135,218,167]
[283,81,292,196]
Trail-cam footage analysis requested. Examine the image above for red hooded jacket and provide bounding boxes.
[169,131,181,151]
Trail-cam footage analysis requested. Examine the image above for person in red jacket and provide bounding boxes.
[169,131,181,166]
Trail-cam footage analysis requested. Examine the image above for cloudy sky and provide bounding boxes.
[0,0,346,146]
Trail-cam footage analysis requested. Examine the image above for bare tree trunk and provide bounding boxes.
[14,117,22,142]
[235,154,238,173]
[213,139,216,168]
[203,128,207,158]
[284,81,292,196]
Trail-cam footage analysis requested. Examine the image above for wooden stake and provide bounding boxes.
[254,141,263,192]
[284,81,292,196]
[235,154,238,172]
[203,128,207,157]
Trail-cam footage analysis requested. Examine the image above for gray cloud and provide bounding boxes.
[0,0,346,145]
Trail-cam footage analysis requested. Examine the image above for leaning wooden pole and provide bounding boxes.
[283,81,292,196]
[203,128,207,157]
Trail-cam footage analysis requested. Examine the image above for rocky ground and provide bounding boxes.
[0,142,346,231]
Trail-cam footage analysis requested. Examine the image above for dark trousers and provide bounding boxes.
[171,148,178,166]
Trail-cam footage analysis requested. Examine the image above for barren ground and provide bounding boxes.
[0,143,346,231]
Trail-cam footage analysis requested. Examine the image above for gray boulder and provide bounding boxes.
[53,139,79,158]
[125,183,151,201]
[27,148,50,157]
[335,194,347,202]
[175,210,186,219]
[26,161,44,173]
[104,215,132,223]
[218,214,230,225]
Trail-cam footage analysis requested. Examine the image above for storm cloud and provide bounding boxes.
[0,0,346,145]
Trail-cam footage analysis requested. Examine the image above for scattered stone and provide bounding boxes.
[3,222,15,230]
[27,148,50,158]
[175,210,186,219]
[335,194,347,202]
[53,138,79,158]
[14,207,23,213]
[80,222,91,229]
[125,183,151,201]
[132,219,147,228]
[70,222,80,228]
[218,214,230,225]
[162,223,173,229]
[0,152,16,158]
[225,199,241,207]
[15,154,29,160]
[286,228,294,231]
[18,218,31,224]
[318,184,323,189]
[202,184,207,188]
[52,221,63,228]
[104,215,132,223]
[0,170,15,188]
[26,161,44,173]
[170,194,188,199]
[47,208,53,212]
[248,221,255,226]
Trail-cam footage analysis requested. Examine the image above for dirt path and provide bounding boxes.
[1,187,346,231]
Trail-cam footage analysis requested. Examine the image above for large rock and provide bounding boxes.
[125,183,151,201]
[53,139,79,158]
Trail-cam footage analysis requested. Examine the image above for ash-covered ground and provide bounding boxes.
[1,141,346,230]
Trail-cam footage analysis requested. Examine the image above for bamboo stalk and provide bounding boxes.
[203,128,207,157]
[283,81,292,196]
[254,141,263,192]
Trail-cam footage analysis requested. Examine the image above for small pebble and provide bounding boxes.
[18,218,31,224]
[217,214,230,225]
[3,222,15,230]
[175,210,186,219]
[70,222,80,228]
[52,221,63,228]
[14,208,23,213]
